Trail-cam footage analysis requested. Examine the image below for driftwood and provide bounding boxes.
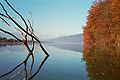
[0,0,49,80]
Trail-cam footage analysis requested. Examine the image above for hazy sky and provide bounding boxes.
[0,0,94,39]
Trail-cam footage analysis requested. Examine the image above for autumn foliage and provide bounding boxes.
[83,0,120,48]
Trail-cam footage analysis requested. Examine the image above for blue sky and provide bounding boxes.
[0,0,94,39]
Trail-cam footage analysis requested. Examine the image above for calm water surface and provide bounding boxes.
[0,44,88,80]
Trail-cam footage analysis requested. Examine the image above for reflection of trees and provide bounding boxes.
[84,46,120,80]
[0,44,7,48]
[0,0,49,80]
[0,43,20,48]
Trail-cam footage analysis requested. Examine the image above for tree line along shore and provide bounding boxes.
[0,36,34,45]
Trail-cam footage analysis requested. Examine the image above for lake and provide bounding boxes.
[0,44,120,80]
[0,43,88,80]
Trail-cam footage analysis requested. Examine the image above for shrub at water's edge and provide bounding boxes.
[83,0,120,48]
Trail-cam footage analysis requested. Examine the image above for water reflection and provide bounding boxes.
[46,43,83,52]
[0,44,49,80]
[0,43,22,47]
[0,44,87,80]
[0,44,24,53]
[84,46,120,80]
[28,55,49,80]
[0,44,10,48]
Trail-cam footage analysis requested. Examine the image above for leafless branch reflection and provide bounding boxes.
[28,56,49,80]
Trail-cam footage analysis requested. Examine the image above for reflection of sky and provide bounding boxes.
[0,0,94,39]
[36,45,88,80]
[46,43,83,52]
[0,44,88,80]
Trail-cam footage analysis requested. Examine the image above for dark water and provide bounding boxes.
[84,46,120,80]
[0,44,88,80]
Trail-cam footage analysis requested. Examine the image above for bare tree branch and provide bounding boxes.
[0,28,22,42]
[0,16,10,26]
[0,1,49,56]
[4,0,29,29]
[0,13,9,18]
[0,0,50,80]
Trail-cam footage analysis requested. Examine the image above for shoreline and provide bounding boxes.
[0,41,22,45]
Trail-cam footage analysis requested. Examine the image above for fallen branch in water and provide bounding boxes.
[0,0,49,80]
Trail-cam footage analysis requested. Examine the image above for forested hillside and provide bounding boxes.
[84,0,120,48]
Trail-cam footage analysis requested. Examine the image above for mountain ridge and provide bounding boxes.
[46,34,83,44]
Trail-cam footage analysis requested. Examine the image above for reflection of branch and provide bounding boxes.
[0,54,30,78]
[0,0,50,80]
[8,70,23,79]
[28,55,49,80]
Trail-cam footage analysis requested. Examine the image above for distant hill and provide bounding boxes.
[46,34,83,44]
